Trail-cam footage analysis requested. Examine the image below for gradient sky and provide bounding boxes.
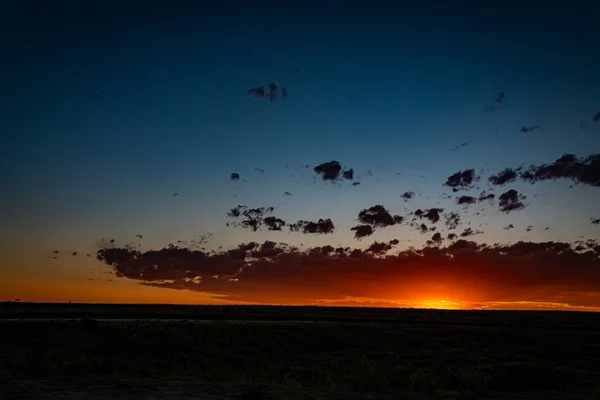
[1,1,599,308]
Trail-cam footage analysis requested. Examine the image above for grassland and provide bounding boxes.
[2,303,600,399]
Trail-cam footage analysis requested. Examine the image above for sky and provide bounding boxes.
[1,0,599,310]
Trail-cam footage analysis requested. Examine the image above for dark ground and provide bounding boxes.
[2,303,600,399]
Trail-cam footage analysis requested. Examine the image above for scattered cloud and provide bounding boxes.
[401,191,415,201]
[449,142,468,152]
[488,168,518,186]
[351,224,374,239]
[349,205,404,239]
[444,212,461,230]
[226,205,282,231]
[520,125,540,133]
[444,169,479,192]
[519,153,600,187]
[482,91,506,113]
[498,189,526,213]
[478,192,495,202]
[314,161,354,182]
[289,219,335,234]
[248,82,287,102]
[457,195,477,205]
[413,208,444,224]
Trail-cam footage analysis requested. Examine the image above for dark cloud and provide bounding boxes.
[504,224,515,230]
[478,192,495,202]
[96,238,600,307]
[457,195,477,205]
[352,204,406,239]
[488,168,518,186]
[414,223,435,234]
[519,153,600,187]
[498,189,526,213]
[444,169,479,192]
[413,208,444,224]
[365,239,400,255]
[248,82,286,103]
[289,218,335,234]
[263,216,286,231]
[401,191,415,201]
[352,182,361,186]
[592,218,600,225]
[226,205,282,231]
[520,125,540,133]
[593,110,600,122]
[449,142,468,152]
[444,212,461,230]
[357,205,403,228]
[230,173,240,181]
[350,224,374,240]
[426,232,443,246]
[314,161,354,182]
[447,233,457,240]
[482,91,506,113]
[459,228,481,237]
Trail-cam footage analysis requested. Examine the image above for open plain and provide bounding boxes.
[2,303,600,399]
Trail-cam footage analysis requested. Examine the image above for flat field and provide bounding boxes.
[1,303,600,399]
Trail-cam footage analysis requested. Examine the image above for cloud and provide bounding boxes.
[314,161,354,182]
[226,205,284,231]
[412,208,444,225]
[519,153,600,187]
[482,91,506,113]
[365,239,400,255]
[350,205,404,239]
[444,169,479,192]
[444,212,461,230]
[498,189,526,213]
[457,195,477,205]
[230,173,240,181]
[351,225,374,239]
[490,153,600,188]
[459,227,482,237]
[592,218,600,225]
[95,238,600,307]
[248,82,287,102]
[488,168,518,186]
[289,218,335,234]
[426,232,443,246]
[520,125,539,133]
[263,216,286,231]
[504,224,515,230]
[401,191,415,201]
[478,192,495,202]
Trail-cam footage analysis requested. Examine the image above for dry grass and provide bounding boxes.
[2,305,600,398]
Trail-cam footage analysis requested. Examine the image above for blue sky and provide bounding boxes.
[1,1,599,304]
